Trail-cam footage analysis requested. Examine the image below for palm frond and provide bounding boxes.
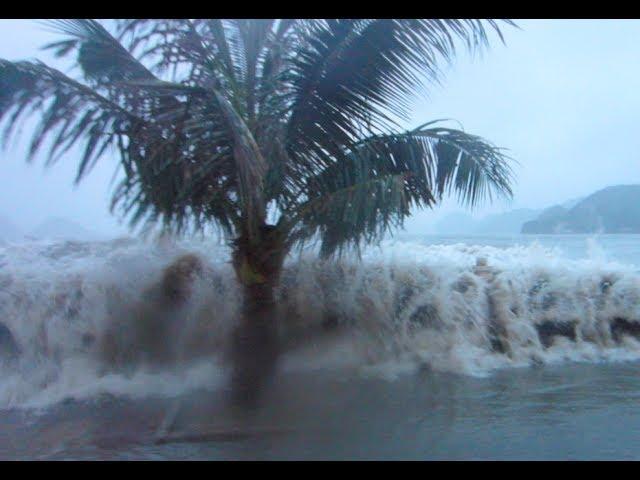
[0,59,241,237]
[285,19,514,169]
[43,19,155,83]
[113,77,269,240]
[1,19,517,253]
[0,59,131,180]
[286,122,513,257]
[235,20,275,122]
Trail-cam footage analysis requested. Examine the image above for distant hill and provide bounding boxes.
[561,196,584,210]
[522,185,640,234]
[432,208,541,235]
[29,217,103,241]
[473,208,541,234]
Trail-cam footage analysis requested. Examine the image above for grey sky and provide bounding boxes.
[1,19,640,236]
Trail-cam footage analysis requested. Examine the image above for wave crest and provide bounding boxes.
[1,238,640,408]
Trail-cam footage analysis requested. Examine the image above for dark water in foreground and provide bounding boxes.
[3,361,640,460]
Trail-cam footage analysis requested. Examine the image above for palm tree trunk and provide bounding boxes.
[229,283,279,408]
[229,224,287,408]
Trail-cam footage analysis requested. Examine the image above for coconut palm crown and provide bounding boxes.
[0,19,514,262]
[0,19,517,405]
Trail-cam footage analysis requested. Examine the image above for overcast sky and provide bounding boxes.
[1,19,640,236]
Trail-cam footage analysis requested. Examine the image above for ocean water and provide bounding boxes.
[1,233,640,459]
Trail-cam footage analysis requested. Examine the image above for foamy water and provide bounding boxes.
[1,234,640,410]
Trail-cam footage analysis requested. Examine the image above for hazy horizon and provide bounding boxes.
[2,19,640,237]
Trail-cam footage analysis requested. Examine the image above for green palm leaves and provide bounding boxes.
[0,19,515,254]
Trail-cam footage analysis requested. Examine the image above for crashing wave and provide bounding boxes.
[0,237,640,409]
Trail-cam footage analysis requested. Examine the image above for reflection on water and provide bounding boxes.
[2,361,640,459]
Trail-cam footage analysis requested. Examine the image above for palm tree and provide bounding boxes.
[0,19,515,405]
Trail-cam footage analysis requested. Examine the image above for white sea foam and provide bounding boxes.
[1,236,640,409]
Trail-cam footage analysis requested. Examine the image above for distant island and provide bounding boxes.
[522,185,640,234]
[434,208,543,235]
[403,184,639,236]
[424,198,582,236]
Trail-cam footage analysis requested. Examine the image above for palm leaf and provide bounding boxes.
[286,122,513,256]
[0,19,517,253]
[0,59,132,180]
[285,19,514,169]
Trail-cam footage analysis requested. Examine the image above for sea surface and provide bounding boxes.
[2,233,640,460]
